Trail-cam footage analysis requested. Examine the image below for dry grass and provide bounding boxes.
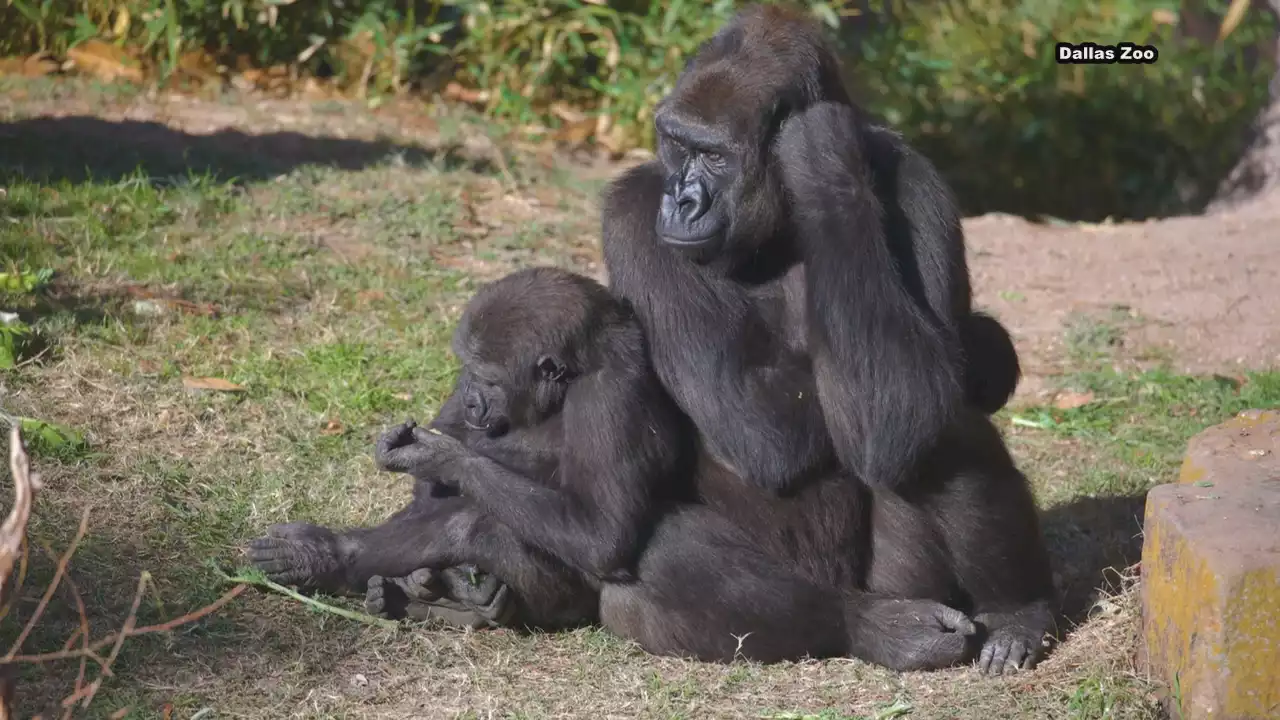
[6,83,1278,719]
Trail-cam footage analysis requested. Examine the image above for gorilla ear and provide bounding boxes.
[537,355,567,382]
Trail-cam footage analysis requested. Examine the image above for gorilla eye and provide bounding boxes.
[703,151,724,165]
[537,355,566,382]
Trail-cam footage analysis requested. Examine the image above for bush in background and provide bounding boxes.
[853,0,1276,220]
[0,0,1274,221]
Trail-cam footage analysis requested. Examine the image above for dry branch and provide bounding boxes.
[0,424,248,717]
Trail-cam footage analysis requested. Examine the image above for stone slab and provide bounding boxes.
[1178,408,1280,487]
[1142,409,1280,719]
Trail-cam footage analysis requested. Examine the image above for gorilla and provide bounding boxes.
[252,5,1057,675]
[248,266,984,671]
[597,5,1056,673]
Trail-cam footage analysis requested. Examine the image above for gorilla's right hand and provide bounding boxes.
[246,522,347,591]
[374,418,421,473]
[856,598,978,672]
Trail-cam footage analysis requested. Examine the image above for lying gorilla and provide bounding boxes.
[249,266,980,671]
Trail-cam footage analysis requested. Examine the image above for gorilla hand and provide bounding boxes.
[374,418,421,473]
[373,418,470,483]
[247,522,348,590]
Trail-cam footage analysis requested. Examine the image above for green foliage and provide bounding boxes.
[0,0,1273,220]
[18,416,91,460]
[0,0,455,91]
[854,0,1277,220]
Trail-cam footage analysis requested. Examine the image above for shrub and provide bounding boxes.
[852,0,1277,220]
[0,0,1273,220]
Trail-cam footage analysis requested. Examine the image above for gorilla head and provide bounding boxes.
[652,5,849,263]
[450,267,627,437]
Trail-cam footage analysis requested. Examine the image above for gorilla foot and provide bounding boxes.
[246,522,345,591]
[366,566,516,630]
[857,598,978,672]
[973,605,1055,675]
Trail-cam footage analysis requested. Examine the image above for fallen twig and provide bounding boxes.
[4,508,90,661]
[0,423,249,716]
[223,569,398,629]
[1,583,248,666]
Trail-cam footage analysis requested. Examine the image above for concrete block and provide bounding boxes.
[1142,409,1280,719]
[1177,408,1279,487]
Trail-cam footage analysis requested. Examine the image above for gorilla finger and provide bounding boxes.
[985,640,1013,676]
[245,537,283,551]
[935,606,976,636]
[411,425,451,444]
[978,640,996,674]
[398,568,442,601]
[266,522,312,539]
[1020,649,1039,671]
[1004,640,1027,674]
[250,558,294,574]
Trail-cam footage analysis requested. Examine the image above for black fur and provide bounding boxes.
[248,267,987,672]
[599,5,1054,674]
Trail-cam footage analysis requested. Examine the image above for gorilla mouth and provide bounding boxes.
[464,420,490,431]
[659,230,723,252]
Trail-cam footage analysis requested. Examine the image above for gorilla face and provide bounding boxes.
[456,353,570,438]
[653,107,736,257]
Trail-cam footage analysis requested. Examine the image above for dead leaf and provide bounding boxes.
[443,81,489,105]
[181,376,245,392]
[162,703,174,720]
[1151,8,1177,25]
[109,708,132,719]
[1052,390,1095,410]
[137,359,161,375]
[66,40,144,84]
[1219,0,1250,41]
[0,53,58,78]
[554,118,597,145]
[320,419,344,436]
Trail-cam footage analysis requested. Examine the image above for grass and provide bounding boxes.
[2,100,1278,719]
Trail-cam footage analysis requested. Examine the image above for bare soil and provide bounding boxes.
[967,201,1280,404]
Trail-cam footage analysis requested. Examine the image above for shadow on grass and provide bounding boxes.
[4,505,363,718]
[1040,493,1148,630]
[0,115,491,186]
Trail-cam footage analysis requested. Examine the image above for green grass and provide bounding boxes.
[3,107,1276,719]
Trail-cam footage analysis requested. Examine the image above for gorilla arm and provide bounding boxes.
[394,363,682,581]
[777,102,967,491]
[603,162,835,495]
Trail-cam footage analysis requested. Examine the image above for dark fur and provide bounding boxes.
[599,5,1054,674]
[248,267,987,672]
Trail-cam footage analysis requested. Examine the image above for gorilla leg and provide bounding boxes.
[599,507,977,671]
[248,488,596,630]
[867,415,1057,675]
[364,500,598,631]
[247,477,454,593]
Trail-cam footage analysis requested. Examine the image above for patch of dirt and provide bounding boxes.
[967,196,1280,403]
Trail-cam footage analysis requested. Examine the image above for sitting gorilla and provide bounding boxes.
[596,5,1057,675]
[248,266,981,671]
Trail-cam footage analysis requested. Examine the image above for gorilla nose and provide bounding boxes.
[674,179,710,222]
[463,389,489,429]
